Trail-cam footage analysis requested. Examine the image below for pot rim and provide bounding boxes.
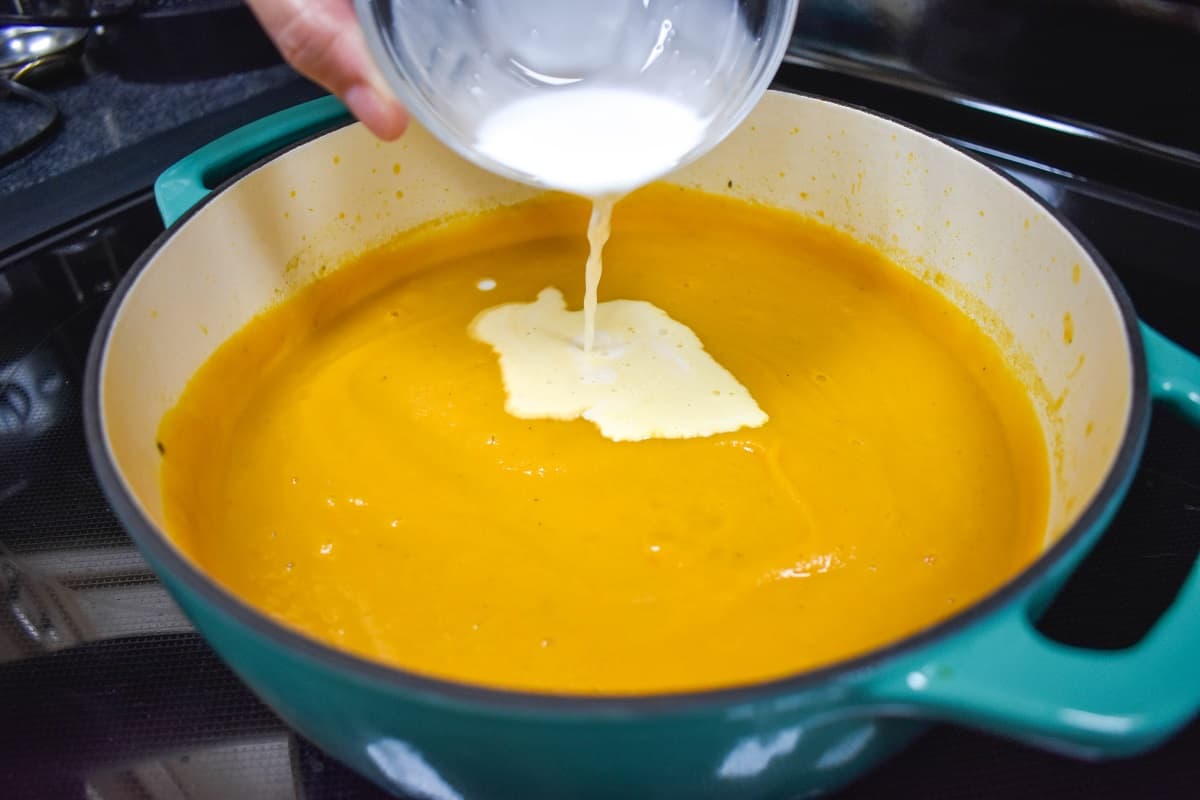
[83,91,1150,716]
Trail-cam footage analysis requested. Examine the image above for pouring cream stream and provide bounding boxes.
[470,87,767,440]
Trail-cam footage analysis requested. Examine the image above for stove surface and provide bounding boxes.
[1,27,1198,800]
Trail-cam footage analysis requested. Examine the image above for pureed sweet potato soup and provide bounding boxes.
[158,186,1048,695]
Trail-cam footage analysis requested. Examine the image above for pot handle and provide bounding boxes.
[154,95,353,227]
[867,322,1200,758]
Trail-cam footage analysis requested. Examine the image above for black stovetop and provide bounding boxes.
[1,23,1199,800]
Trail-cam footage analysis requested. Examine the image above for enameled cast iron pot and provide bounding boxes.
[84,91,1200,799]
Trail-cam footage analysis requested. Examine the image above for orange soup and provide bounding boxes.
[159,186,1048,695]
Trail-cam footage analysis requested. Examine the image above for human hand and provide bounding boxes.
[246,0,409,140]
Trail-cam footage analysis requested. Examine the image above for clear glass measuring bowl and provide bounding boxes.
[355,0,800,196]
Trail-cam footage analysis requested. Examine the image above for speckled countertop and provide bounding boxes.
[1,61,301,199]
[0,40,327,256]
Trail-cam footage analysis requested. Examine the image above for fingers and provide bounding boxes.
[343,83,408,141]
[247,0,409,140]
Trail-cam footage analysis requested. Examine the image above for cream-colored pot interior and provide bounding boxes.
[99,91,1133,553]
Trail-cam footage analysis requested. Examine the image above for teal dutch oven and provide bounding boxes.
[84,91,1200,798]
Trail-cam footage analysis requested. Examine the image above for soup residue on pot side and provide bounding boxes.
[158,185,1049,696]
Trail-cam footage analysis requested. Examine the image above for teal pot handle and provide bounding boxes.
[154,95,352,227]
[870,323,1200,758]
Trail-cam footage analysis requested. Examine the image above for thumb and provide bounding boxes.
[247,0,409,140]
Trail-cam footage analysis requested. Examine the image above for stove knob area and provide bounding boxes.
[0,349,64,444]
[44,225,125,307]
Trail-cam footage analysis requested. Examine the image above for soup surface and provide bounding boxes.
[159,186,1048,695]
